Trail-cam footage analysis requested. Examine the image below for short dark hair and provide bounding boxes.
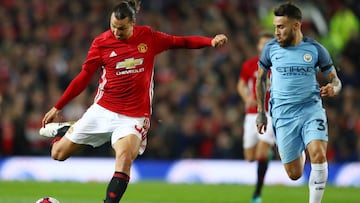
[112,0,141,21]
[274,1,302,21]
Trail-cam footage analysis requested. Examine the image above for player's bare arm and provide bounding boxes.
[320,69,342,97]
[255,67,268,134]
[211,34,228,48]
[237,79,257,108]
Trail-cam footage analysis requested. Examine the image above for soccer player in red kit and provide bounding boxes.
[40,1,227,203]
[237,31,274,203]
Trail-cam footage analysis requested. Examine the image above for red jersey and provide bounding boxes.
[239,56,270,114]
[54,26,213,117]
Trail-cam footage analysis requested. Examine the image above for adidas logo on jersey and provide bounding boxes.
[109,51,117,57]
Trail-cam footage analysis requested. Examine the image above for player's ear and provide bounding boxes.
[293,20,301,31]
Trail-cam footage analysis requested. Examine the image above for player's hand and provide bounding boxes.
[256,112,267,134]
[320,83,336,97]
[211,34,228,48]
[42,107,61,127]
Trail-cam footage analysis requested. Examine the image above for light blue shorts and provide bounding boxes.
[272,108,328,163]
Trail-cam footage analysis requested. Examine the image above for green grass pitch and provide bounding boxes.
[0,181,358,203]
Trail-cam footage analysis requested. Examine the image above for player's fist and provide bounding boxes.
[211,34,228,48]
[256,112,267,134]
[320,84,335,97]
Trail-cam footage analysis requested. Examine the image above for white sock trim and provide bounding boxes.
[311,162,328,170]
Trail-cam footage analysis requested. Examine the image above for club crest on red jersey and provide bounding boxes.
[138,43,147,53]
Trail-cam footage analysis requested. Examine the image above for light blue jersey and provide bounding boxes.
[258,37,334,163]
[258,37,334,119]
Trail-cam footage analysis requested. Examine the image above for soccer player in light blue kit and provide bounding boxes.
[255,2,342,203]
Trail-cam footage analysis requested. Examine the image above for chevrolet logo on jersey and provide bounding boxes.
[116,58,144,69]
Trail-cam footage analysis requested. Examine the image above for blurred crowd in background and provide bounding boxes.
[0,0,359,162]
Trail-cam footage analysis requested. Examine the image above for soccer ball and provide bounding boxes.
[35,197,60,203]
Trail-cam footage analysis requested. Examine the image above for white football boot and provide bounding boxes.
[39,122,73,138]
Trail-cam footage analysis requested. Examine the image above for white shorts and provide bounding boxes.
[65,104,149,155]
[243,113,275,149]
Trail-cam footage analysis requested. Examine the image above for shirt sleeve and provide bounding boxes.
[170,35,212,48]
[258,40,274,71]
[314,42,334,74]
[54,40,101,110]
[54,69,96,110]
[152,30,212,53]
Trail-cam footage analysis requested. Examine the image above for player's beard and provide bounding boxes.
[278,30,295,47]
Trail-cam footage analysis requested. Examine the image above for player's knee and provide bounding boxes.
[51,153,66,161]
[285,164,303,180]
[286,170,303,180]
[288,173,302,180]
[51,148,68,161]
[307,140,327,163]
[309,152,327,163]
[51,153,67,161]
